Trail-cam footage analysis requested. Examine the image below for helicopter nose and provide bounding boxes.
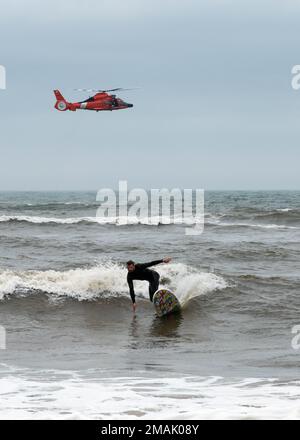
[127,103,133,108]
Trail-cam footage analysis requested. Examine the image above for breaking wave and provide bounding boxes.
[0,215,201,226]
[0,215,298,231]
[206,219,298,230]
[0,369,299,419]
[0,261,228,305]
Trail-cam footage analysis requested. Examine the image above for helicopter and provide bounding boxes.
[53,88,134,112]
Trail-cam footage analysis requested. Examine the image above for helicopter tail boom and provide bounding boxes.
[54,90,71,111]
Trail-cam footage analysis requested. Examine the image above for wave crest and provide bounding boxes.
[0,215,200,226]
[0,261,228,304]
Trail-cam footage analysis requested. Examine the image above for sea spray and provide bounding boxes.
[0,262,227,303]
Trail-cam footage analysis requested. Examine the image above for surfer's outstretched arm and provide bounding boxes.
[127,276,136,313]
[140,257,172,269]
[127,274,135,303]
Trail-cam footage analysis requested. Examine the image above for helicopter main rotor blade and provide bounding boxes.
[74,87,140,93]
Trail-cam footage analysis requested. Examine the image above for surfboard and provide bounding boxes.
[153,289,181,317]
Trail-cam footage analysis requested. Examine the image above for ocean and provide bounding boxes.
[0,190,299,419]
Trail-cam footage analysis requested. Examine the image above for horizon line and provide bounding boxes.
[0,188,299,192]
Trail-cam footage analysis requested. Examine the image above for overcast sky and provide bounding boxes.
[0,0,300,190]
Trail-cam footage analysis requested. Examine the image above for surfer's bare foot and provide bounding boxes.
[132,303,137,313]
[163,257,172,263]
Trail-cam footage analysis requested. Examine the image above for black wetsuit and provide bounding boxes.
[127,260,163,303]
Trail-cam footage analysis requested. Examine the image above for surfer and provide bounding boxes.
[126,258,172,313]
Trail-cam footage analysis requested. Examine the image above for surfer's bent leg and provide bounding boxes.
[149,271,160,302]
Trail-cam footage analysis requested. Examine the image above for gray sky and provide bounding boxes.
[0,0,300,190]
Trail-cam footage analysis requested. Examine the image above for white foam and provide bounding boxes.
[2,215,296,230]
[158,263,228,307]
[206,219,298,230]
[0,262,227,303]
[0,215,199,226]
[0,371,299,419]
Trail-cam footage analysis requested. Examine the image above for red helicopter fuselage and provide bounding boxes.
[54,90,133,112]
